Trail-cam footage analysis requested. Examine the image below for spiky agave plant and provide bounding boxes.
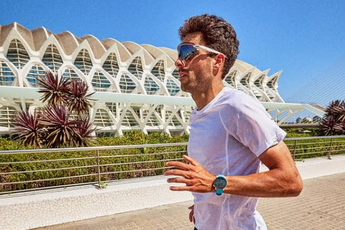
[67,80,95,115]
[74,116,97,146]
[319,99,345,135]
[13,71,97,148]
[37,71,70,106]
[11,110,46,148]
[333,100,345,123]
[39,105,80,148]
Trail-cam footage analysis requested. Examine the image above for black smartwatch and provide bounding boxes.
[213,175,227,196]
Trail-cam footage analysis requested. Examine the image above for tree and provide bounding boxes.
[12,71,96,148]
[319,99,345,136]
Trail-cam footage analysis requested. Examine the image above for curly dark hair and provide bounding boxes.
[179,14,239,79]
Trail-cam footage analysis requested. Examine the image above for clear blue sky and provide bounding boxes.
[1,0,345,103]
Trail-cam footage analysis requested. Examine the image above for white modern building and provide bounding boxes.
[0,22,325,136]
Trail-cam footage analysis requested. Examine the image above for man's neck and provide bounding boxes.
[192,85,224,111]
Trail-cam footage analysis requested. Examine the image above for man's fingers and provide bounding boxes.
[165,160,191,170]
[167,177,194,185]
[165,169,186,177]
[169,185,189,191]
[183,155,199,166]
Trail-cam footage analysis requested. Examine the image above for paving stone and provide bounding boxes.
[34,173,345,230]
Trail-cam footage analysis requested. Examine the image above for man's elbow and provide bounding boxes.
[288,176,303,197]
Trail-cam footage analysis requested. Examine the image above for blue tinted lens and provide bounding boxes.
[178,45,198,61]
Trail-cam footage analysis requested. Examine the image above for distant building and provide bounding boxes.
[0,23,325,136]
[313,115,322,123]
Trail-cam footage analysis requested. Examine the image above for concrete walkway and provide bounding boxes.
[33,155,345,230]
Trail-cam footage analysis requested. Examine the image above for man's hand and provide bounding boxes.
[164,155,216,193]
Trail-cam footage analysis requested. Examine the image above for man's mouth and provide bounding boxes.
[179,72,188,81]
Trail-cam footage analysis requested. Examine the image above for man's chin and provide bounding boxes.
[180,85,191,93]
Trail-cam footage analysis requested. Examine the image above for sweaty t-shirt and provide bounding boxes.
[188,87,286,230]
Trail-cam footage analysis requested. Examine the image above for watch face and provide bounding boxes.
[214,177,227,189]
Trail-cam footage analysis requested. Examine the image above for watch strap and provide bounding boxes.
[216,188,223,196]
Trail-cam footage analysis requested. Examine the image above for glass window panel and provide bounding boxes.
[224,70,237,88]
[121,109,139,127]
[143,109,160,126]
[0,106,17,128]
[172,69,180,81]
[166,79,180,96]
[128,56,143,80]
[166,110,182,126]
[62,68,81,82]
[106,102,118,115]
[26,64,45,87]
[42,44,63,73]
[144,75,160,95]
[103,53,119,78]
[151,60,165,82]
[119,74,136,93]
[0,61,16,86]
[94,109,113,127]
[91,71,111,92]
[6,39,30,69]
[74,49,93,75]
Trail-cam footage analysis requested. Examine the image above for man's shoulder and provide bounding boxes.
[218,88,257,106]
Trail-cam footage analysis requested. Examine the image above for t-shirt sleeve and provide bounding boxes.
[219,93,286,157]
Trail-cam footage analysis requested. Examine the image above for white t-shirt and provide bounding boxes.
[188,87,286,230]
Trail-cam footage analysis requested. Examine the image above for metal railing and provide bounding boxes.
[1,136,345,195]
[284,135,345,160]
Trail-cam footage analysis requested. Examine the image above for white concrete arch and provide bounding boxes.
[101,38,131,63]
[0,57,19,86]
[21,61,50,87]
[116,70,144,95]
[157,47,177,66]
[1,28,35,59]
[251,70,271,102]
[58,64,88,84]
[88,67,116,92]
[38,34,69,61]
[55,31,81,56]
[31,27,53,51]
[122,41,154,66]
[148,56,167,83]
[80,35,107,60]
[71,40,96,63]
[141,44,164,59]
[236,67,256,97]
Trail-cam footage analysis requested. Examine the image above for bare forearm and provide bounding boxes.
[165,143,303,198]
[223,169,303,197]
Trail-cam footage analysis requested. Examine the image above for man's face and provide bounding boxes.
[175,32,214,94]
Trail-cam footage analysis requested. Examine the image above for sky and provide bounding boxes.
[1,0,345,105]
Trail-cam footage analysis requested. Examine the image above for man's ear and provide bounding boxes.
[213,54,225,70]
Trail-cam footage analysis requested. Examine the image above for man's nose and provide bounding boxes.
[175,58,185,68]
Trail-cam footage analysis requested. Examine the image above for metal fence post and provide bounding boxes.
[292,140,297,161]
[327,138,333,160]
[96,149,102,188]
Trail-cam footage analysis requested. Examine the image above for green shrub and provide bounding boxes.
[2,130,344,193]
